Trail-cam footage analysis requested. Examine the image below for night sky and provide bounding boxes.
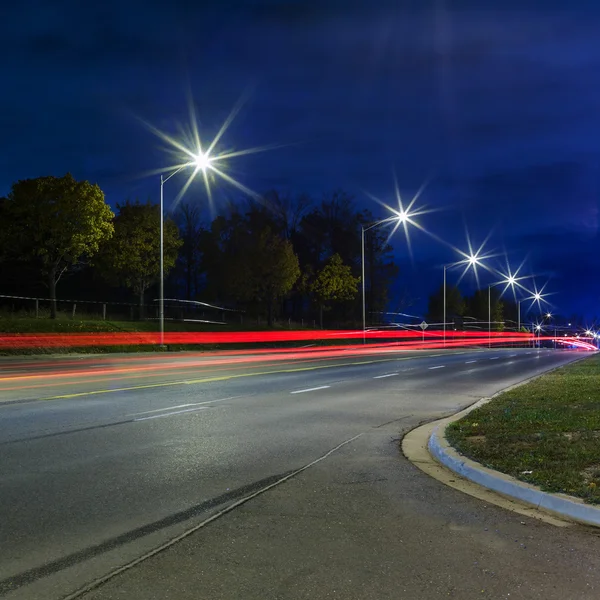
[2,1,599,320]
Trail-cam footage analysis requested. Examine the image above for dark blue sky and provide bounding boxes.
[2,1,599,320]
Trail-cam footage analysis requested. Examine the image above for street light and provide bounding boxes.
[144,92,280,348]
[443,253,483,346]
[361,215,406,343]
[487,282,502,349]
[159,153,211,347]
[486,270,532,348]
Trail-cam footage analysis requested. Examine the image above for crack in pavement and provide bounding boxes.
[0,470,293,596]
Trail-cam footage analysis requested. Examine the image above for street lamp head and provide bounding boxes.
[468,254,480,266]
[194,151,212,171]
[534,293,541,301]
[507,276,516,286]
[535,324,542,331]
[396,210,409,223]
[546,312,552,319]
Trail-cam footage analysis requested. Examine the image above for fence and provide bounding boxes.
[0,294,318,329]
[0,294,238,323]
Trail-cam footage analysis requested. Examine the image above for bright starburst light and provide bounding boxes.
[526,281,552,312]
[449,228,499,287]
[494,257,532,300]
[363,172,437,260]
[140,89,284,211]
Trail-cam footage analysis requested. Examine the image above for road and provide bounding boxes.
[1,346,599,599]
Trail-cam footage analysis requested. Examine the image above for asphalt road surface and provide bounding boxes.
[1,346,599,600]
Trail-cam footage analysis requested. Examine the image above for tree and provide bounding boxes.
[95,200,182,317]
[294,195,399,324]
[174,202,203,300]
[0,197,8,263]
[427,284,466,324]
[263,190,312,241]
[466,288,504,330]
[311,253,360,328]
[2,174,114,318]
[225,227,300,326]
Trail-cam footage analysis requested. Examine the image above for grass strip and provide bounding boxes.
[447,353,600,504]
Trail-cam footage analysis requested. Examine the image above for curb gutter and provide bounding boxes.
[428,401,600,528]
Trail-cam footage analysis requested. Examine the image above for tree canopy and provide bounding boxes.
[1,173,114,317]
[1,180,403,326]
[95,200,182,316]
[427,284,466,323]
[311,253,360,327]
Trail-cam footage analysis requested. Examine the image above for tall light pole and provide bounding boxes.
[492,271,534,347]
[361,215,402,343]
[443,254,482,347]
[544,312,553,350]
[488,285,491,348]
[487,275,522,349]
[443,265,447,347]
[487,282,500,349]
[159,154,211,347]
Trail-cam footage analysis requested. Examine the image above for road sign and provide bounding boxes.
[420,321,428,330]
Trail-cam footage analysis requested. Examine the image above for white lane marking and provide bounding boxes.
[373,373,398,379]
[509,354,517,357]
[489,357,500,360]
[127,395,245,417]
[429,365,445,370]
[290,385,331,394]
[465,360,477,364]
[128,403,198,416]
[429,354,444,357]
[134,407,209,421]
[526,352,532,355]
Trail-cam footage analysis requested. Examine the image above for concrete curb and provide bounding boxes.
[428,404,600,528]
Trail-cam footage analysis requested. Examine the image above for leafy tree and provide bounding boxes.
[0,197,8,263]
[198,191,399,327]
[427,284,466,324]
[298,191,358,268]
[174,202,203,300]
[198,215,232,303]
[465,288,504,331]
[95,200,182,317]
[2,174,114,318]
[293,194,399,324]
[311,253,360,328]
[225,227,300,326]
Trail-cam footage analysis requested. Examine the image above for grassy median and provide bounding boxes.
[446,353,600,504]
